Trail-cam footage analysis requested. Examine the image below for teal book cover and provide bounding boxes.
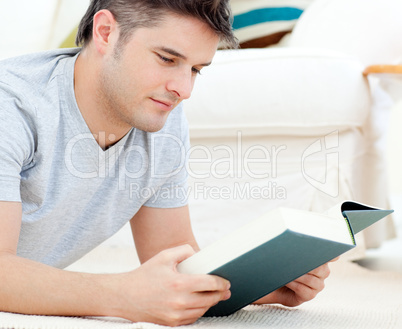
[204,230,353,317]
[179,201,393,317]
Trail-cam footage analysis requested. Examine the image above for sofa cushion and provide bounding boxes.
[230,0,314,48]
[184,47,370,138]
[288,0,402,66]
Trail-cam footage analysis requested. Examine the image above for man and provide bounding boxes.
[0,0,331,326]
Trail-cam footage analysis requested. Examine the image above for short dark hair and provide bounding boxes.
[76,0,238,49]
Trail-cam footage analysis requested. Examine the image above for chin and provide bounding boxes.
[134,119,168,133]
[129,109,171,132]
[144,126,164,133]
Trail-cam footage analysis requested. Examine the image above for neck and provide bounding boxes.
[74,47,131,150]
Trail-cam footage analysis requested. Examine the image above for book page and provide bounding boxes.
[282,208,354,245]
[178,208,288,274]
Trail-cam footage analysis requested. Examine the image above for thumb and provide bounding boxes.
[163,244,196,267]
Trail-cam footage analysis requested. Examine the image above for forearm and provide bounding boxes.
[0,245,231,326]
[0,252,122,318]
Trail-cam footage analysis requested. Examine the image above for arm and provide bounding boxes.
[130,205,199,261]
[0,201,121,318]
[131,205,334,309]
[0,202,230,326]
[127,205,231,324]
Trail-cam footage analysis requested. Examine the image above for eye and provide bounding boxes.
[192,67,202,75]
[157,53,174,63]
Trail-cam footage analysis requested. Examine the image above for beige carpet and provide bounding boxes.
[0,260,401,329]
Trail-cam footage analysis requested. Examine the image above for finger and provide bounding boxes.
[174,307,211,326]
[330,256,340,262]
[289,272,325,292]
[164,297,228,326]
[188,274,231,293]
[160,244,196,266]
[158,307,208,327]
[186,290,231,309]
[285,280,318,302]
[305,263,331,279]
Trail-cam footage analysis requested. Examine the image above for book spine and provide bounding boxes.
[343,216,356,245]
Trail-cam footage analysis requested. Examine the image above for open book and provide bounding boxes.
[177,201,393,317]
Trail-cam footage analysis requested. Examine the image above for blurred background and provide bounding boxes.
[0,0,401,272]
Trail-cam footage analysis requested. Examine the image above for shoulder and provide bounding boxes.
[0,48,80,119]
[0,48,80,96]
[0,48,81,148]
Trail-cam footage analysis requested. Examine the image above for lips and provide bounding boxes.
[150,98,176,111]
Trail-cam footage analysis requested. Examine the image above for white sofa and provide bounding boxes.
[0,0,398,253]
[184,48,392,253]
[184,0,402,251]
[0,0,90,60]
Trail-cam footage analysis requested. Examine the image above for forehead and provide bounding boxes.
[126,13,220,63]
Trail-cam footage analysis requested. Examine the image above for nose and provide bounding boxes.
[166,70,194,100]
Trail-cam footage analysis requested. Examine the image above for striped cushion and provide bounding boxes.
[231,0,314,48]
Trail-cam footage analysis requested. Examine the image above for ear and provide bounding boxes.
[92,9,118,55]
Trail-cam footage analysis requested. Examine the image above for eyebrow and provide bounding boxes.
[156,46,212,67]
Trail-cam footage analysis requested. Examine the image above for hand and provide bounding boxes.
[111,245,231,326]
[254,258,338,307]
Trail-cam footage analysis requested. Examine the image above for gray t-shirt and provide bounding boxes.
[0,48,190,268]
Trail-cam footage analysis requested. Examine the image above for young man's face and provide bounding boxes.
[98,13,220,133]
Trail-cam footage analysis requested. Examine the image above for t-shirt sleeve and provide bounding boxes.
[0,85,36,202]
[144,105,190,208]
